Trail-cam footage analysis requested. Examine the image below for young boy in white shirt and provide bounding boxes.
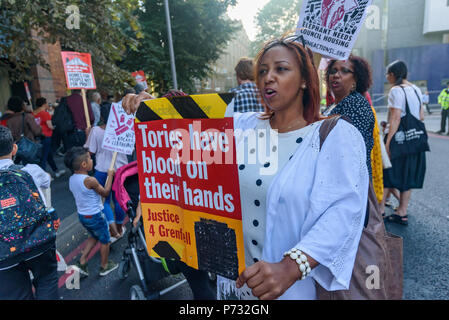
[64,146,117,276]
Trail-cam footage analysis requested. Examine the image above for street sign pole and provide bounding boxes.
[164,0,178,90]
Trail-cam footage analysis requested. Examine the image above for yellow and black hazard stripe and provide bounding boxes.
[135,93,234,123]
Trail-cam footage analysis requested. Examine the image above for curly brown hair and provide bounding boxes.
[326,55,373,94]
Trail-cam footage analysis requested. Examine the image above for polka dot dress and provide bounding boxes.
[324,91,375,178]
[234,119,315,299]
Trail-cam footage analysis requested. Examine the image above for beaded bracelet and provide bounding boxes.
[283,248,312,280]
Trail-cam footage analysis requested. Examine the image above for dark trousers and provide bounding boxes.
[40,137,58,172]
[51,130,72,153]
[441,108,449,132]
[177,261,216,300]
[0,245,58,300]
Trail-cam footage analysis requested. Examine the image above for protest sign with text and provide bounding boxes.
[297,0,373,60]
[134,94,245,280]
[102,101,136,155]
[61,51,96,90]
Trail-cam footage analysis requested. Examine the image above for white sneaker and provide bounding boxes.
[120,226,127,237]
[55,169,66,178]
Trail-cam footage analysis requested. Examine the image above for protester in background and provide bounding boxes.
[90,92,102,127]
[51,98,70,156]
[5,96,42,143]
[323,55,375,179]
[65,147,118,277]
[134,83,147,95]
[66,89,94,146]
[229,58,264,113]
[122,88,136,100]
[382,60,426,226]
[123,36,369,300]
[422,91,431,115]
[84,104,128,240]
[33,97,66,178]
[437,82,449,135]
[0,126,59,300]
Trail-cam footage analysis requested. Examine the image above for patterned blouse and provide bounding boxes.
[325,91,375,178]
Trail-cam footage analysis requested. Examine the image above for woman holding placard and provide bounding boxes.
[223,35,369,300]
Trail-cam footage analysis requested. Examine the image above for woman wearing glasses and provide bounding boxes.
[323,56,376,179]
[121,35,369,300]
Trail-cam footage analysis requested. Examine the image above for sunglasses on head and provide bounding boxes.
[264,33,307,52]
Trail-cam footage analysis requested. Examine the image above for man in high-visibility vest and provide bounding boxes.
[437,82,449,135]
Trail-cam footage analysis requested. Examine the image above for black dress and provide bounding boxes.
[383,153,426,192]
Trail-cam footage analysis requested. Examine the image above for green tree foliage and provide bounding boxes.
[0,0,141,92]
[251,0,303,56]
[120,0,238,95]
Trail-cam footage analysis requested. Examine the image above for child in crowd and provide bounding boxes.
[64,147,118,277]
[84,104,128,240]
[33,97,65,178]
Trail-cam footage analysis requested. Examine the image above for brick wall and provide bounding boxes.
[30,31,67,104]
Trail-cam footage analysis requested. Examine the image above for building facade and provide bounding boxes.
[0,31,67,114]
[196,22,251,94]
[353,0,449,106]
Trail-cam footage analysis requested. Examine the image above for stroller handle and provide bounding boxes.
[127,201,136,219]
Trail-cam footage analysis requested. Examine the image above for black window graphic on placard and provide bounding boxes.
[194,218,239,280]
[152,241,181,260]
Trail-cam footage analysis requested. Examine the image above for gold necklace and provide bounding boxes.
[270,117,303,132]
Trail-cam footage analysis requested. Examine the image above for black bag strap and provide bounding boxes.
[399,86,412,115]
[399,85,424,113]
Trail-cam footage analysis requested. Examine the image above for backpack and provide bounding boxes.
[0,167,57,266]
[315,116,403,300]
[52,97,75,134]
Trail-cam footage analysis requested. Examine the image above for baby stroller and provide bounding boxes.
[112,161,188,300]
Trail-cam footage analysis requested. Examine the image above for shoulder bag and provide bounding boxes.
[15,113,43,164]
[315,116,403,300]
[389,86,430,160]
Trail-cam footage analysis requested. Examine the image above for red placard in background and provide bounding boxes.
[61,51,96,90]
[132,70,149,91]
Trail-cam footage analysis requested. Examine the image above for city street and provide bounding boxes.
[52,110,449,300]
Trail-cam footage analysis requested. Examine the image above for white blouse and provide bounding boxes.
[388,84,423,119]
[217,112,369,300]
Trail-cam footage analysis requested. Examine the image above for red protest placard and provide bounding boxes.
[135,117,245,280]
[61,51,96,90]
[132,70,148,90]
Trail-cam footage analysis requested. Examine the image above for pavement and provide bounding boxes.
[50,108,448,300]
